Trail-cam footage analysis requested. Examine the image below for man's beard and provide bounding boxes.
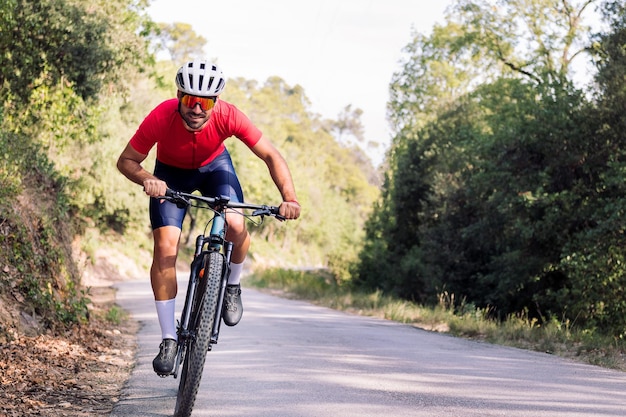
[178,104,208,131]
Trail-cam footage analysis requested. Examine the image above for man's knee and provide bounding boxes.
[225,219,247,244]
[226,212,246,231]
[153,226,181,248]
[152,226,181,265]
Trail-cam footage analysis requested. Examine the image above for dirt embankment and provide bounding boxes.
[0,248,146,416]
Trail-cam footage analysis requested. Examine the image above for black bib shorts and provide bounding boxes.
[149,149,244,230]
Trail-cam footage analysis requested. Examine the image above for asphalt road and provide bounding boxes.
[110,279,626,417]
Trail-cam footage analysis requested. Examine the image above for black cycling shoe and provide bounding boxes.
[153,338,177,376]
[223,284,243,326]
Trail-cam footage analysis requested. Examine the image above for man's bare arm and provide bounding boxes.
[117,144,167,197]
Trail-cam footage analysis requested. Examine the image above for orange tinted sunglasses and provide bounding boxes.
[180,94,217,111]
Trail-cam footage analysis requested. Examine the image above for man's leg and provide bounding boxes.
[151,225,180,301]
[227,210,250,268]
[151,225,181,374]
[222,212,249,326]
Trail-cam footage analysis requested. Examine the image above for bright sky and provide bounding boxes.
[147,0,454,165]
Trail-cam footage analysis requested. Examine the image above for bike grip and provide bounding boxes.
[271,206,286,221]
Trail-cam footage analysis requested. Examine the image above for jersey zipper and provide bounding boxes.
[192,131,198,168]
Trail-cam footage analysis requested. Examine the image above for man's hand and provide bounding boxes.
[279,201,301,220]
[143,178,168,197]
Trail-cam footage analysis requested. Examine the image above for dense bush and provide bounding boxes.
[356,0,626,337]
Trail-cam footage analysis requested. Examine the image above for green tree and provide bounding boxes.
[1,0,153,103]
[0,0,154,329]
[357,0,626,338]
[553,0,626,335]
[153,22,207,62]
[329,105,365,143]
[220,77,379,275]
[422,79,592,315]
[452,0,596,83]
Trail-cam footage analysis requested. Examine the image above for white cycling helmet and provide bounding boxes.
[175,60,226,96]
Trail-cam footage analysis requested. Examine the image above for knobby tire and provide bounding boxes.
[174,251,224,417]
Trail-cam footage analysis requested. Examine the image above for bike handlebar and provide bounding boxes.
[163,188,285,220]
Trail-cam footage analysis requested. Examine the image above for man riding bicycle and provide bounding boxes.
[117,59,301,375]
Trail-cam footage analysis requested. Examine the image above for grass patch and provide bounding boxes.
[104,305,128,325]
[247,267,626,372]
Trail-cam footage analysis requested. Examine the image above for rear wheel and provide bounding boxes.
[174,251,224,417]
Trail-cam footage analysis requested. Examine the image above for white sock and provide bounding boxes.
[228,261,244,286]
[155,299,177,341]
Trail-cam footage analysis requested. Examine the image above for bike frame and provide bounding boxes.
[173,200,231,377]
[169,192,281,379]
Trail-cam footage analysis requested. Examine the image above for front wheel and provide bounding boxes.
[174,251,224,417]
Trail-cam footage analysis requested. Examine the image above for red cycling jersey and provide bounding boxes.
[129,98,262,169]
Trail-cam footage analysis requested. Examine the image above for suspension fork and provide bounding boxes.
[178,234,210,341]
[173,233,209,377]
[208,211,234,344]
[209,240,232,342]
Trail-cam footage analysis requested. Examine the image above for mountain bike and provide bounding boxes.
[159,188,284,417]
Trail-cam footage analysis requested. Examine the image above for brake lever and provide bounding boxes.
[251,208,286,222]
[163,189,190,209]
